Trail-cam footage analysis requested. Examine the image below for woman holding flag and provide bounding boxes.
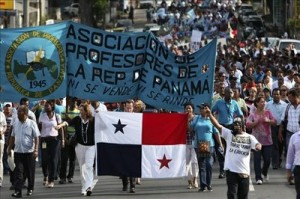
[56,103,95,196]
[184,102,199,189]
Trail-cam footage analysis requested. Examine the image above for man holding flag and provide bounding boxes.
[95,100,187,193]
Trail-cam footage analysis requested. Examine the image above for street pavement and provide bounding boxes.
[0,8,296,199]
[0,157,296,199]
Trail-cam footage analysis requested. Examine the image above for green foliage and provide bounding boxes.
[93,0,109,11]
[288,18,300,29]
[90,0,109,27]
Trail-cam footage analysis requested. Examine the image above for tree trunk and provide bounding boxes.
[79,0,94,26]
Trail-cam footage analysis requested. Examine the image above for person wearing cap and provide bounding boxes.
[191,103,222,192]
[0,108,7,188]
[212,87,243,179]
[206,108,261,199]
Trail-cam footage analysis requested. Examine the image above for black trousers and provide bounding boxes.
[41,137,60,182]
[294,166,300,199]
[122,177,135,189]
[14,153,36,192]
[59,137,76,180]
[226,170,249,199]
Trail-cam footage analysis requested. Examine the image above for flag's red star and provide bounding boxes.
[157,154,172,169]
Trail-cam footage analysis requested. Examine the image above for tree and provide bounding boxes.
[79,0,109,28]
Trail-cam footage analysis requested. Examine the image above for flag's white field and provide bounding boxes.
[95,112,142,145]
[95,111,187,178]
[142,145,186,178]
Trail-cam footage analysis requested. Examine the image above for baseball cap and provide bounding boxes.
[197,103,210,109]
[233,117,244,127]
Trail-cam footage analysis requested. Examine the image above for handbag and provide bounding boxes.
[198,140,211,157]
[55,114,65,148]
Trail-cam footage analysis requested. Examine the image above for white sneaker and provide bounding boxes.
[256,180,263,185]
[193,181,199,188]
[263,175,269,182]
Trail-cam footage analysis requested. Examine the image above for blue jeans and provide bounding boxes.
[253,145,272,181]
[196,147,214,189]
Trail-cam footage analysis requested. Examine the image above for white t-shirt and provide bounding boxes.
[39,113,62,137]
[222,127,259,175]
[0,112,7,142]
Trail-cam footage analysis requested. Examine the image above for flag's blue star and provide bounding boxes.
[113,119,127,134]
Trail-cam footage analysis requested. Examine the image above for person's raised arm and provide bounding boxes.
[206,107,223,133]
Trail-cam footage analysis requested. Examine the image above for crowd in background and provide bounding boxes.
[0,0,300,198]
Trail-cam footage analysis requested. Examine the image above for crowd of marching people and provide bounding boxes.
[0,74,299,198]
[0,1,300,199]
[0,57,299,198]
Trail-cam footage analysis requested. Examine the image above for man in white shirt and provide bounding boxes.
[7,105,40,197]
[208,109,261,199]
[11,98,36,125]
[265,88,287,169]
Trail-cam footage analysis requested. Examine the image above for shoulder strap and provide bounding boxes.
[193,115,200,141]
[55,113,59,124]
[192,115,199,131]
[55,114,65,141]
[284,104,291,121]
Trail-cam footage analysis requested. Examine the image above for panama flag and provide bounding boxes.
[95,112,187,178]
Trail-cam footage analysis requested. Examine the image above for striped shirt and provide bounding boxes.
[281,104,300,133]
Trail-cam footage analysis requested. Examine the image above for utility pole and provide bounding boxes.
[23,0,29,27]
